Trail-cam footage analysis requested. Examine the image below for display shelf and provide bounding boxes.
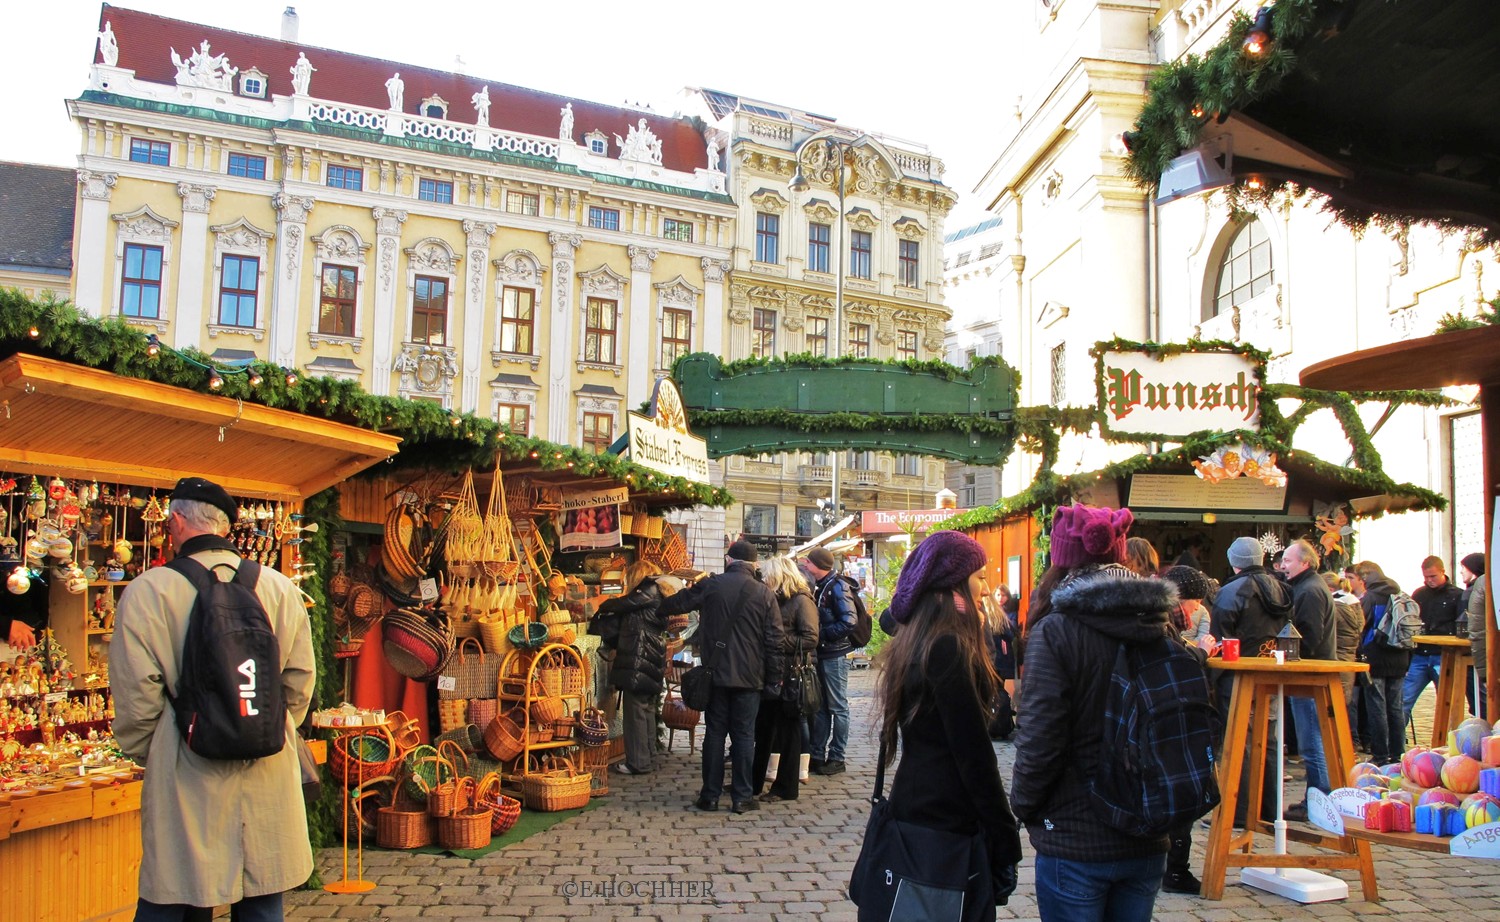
[495,642,587,791]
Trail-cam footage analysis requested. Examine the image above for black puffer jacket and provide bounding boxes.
[1209,565,1293,658]
[774,588,819,692]
[1358,576,1412,678]
[658,560,784,693]
[1010,566,1176,861]
[590,577,669,695]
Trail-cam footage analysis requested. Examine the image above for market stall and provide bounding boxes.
[0,352,399,922]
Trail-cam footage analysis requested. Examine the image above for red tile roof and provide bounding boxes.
[98,4,707,174]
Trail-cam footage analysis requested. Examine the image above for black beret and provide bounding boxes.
[171,477,238,523]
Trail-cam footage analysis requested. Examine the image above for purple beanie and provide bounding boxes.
[1050,504,1134,569]
[887,531,987,624]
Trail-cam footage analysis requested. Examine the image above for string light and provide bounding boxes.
[207,370,224,391]
[27,325,39,339]
[247,370,263,387]
[145,334,161,357]
[285,371,299,387]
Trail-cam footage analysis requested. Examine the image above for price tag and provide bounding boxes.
[418,577,438,601]
[45,691,68,705]
[1328,786,1377,819]
[1450,820,1500,858]
[1307,788,1345,835]
[435,675,456,692]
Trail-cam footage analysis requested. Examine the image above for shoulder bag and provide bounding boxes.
[678,581,754,711]
[782,636,822,717]
[848,739,997,922]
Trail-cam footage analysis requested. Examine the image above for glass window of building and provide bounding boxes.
[129,138,170,165]
[121,244,163,318]
[661,308,692,369]
[582,412,614,453]
[897,329,918,361]
[662,218,693,242]
[850,230,872,279]
[227,153,266,179]
[217,255,259,327]
[497,403,530,436]
[850,322,871,358]
[318,265,358,336]
[326,165,363,191]
[411,275,448,345]
[899,239,920,287]
[588,206,620,230]
[500,287,535,354]
[1212,218,1273,317]
[584,298,618,363]
[807,222,830,273]
[755,212,780,263]
[806,316,829,356]
[506,192,539,216]
[418,178,454,204]
[752,308,776,358]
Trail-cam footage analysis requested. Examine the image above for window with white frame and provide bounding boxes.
[1211,218,1273,318]
[418,178,454,204]
[850,230,873,279]
[207,217,272,339]
[582,411,614,454]
[662,218,693,242]
[120,243,163,319]
[850,322,871,358]
[318,266,358,337]
[1050,342,1066,406]
[218,255,260,327]
[227,153,266,179]
[806,316,828,356]
[496,403,531,435]
[412,276,449,345]
[584,298,618,364]
[499,287,536,355]
[899,239,920,287]
[808,222,830,273]
[506,192,539,216]
[755,213,780,263]
[309,224,370,347]
[238,69,267,98]
[897,329,918,361]
[661,308,692,369]
[752,308,776,358]
[588,207,620,231]
[129,138,169,166]
[326,165,363,191]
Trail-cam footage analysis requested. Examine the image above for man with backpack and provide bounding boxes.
[1354,560,1413,765]
[1402,556,1466,727]
[801,546,859,776]
[111,478,314,922]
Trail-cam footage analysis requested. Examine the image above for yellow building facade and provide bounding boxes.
[70,7,735,452]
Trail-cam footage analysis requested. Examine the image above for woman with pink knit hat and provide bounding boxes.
[859,530,1021,918]
[1011,504,1183,919]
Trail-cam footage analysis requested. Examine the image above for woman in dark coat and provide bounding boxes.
[751,555,819,801]
[591,560,680,774]
[869,530,1021,920]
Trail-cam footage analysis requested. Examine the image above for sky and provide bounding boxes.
[0,0,1007,231]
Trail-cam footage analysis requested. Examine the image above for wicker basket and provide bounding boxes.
[434,723,486,757]
[508,622,549,651]
[479,616,512,655]
[400,745,455,805]
[435,777,493,850]
[530,694,566,726]
[548,623,576,645]
[376,784,433,850]
[467,698,498,729]
[477,772,522,835]
[482,708,527,761]
[328,728,400,787]
[437,698,469,734]
[426,741,469,816]
[346,774,394,842]
[662,683,701,731]
[552,714,577,740]
[576,708,609,747]
[520,756,592,812]
[387,710,422,754]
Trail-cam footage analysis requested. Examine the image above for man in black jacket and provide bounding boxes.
[659,541,783,814]
[1402,556,1465,726]
[1277,539,1336,812]
[1355,561,1411,764]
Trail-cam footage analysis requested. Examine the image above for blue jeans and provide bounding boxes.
[136,894,283,922]
[701,687,760,805]
[1365,674,1408,762]
[1402,653,1441,725]
[1288,695,1329,794]
[1035,853,1166,922]
[811,655,851,762]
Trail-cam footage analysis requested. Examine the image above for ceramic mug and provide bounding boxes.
[1221,638,1241,662]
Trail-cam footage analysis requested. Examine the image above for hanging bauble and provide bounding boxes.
[47,477,66,502]
[26,477,44,502]
[48,536,73,560]
[25,536,48,563]
[7,566,31,595]
[114,540,134,564]
[65,568,87,594]
[59,503,81,529]
[26,497,45,521]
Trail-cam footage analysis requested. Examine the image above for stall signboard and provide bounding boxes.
[1128,473,1287,513]
[1098,348,1261,438]
[626,378,710,484]
[558,485,628,551]
[862,508,973,535]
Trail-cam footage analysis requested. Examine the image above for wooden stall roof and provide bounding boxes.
[1301,325,1500,390]
[0,354,401,499]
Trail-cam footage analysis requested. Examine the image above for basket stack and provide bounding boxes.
[376,764,434,850]
[520,756,592,812]
[382,607,455,681]
[433,776,493,850]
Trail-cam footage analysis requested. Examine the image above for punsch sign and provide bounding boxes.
[1098,349,1261,438]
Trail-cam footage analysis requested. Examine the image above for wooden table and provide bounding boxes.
[1412,635,1475,747]
[1201,657,1378,901]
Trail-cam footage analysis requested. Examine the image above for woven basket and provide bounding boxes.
[520,756,592,812]
[328,728,400,787]
[548,623,576,645]
[530,694,566,726]
[346,774,394,842]
[333,635,366,659]
[328,569,352,606]
[434,723,486,757]
[400,745,455,805]
[437,698,468,734]
[587,762,610,798]
[665,614,690,633]
[376,782,433,850]
[435,777,493,850]
[426,741,469,816]
[387,710,422,755]
[662,683,701,731]
[467,698,498,729]
[528,722,554,744]
[477,773,522,835]
[552,715,577,740]
[539,606,572,627]
[482,708,527,761]
[346,583,382,622]
[508,622,549,651]
[382,607,455,681]
[576,708,609,748]
[478,616,512,655]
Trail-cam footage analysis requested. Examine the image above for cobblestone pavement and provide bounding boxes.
[288,672,1498,921]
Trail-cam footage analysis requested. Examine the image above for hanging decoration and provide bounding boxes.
[1191,442,1287,487]
[1312,500,1354,560]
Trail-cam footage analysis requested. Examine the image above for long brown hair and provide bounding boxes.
[876,582,998,764]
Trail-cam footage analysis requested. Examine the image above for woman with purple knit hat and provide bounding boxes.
[866,530,1021,918]
[1011,504,1184,918]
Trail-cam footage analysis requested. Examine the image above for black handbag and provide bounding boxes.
[680,664,713,711]
[849,739,994,922]
[783,639,823,717]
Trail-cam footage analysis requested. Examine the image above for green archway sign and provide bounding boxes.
[673,353,1019,466]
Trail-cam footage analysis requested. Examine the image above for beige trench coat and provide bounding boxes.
[110,547,315,907]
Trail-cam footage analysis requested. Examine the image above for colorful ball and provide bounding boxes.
[1466,797,1500,829]
[1418,788,1463,807]
[1450,720,1491,761]
[1378,762,1403,778]
[1402,749,1446,788]
[1348,762,1380,787]
[1356,773,1392,793]
[1442,755,1483,794]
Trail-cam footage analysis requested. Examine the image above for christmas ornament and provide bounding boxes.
[7,566,31,594]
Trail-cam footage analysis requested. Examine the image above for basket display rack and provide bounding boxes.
[496,642,586,794]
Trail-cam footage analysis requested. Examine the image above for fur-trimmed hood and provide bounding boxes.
[1052,564,1176,644]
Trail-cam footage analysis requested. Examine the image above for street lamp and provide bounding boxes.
[789,136,856,519]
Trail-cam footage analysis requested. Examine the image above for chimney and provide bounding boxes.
[281,7,299,43]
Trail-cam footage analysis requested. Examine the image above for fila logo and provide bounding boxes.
[237,659,260,716]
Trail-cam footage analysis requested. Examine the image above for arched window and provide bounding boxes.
[1211,218,1273,317]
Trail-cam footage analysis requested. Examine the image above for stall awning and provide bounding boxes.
[0,354,401,499]
[1301,325,1500,390]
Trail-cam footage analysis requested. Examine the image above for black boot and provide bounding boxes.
[1162,830,1201,895]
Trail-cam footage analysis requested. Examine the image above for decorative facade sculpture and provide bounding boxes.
[385,72,404,111]
[97,21,118,66]
[615,118,663,165]
[471,86,490,127]
[289,53,315,96]
[559,103,574,141]
[170,41,238,91]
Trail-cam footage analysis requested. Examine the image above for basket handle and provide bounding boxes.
[385,710,422,754]
[456,635,484,661]
[436,738,469,776]
[350,773,395,805]
[474,771,502,804]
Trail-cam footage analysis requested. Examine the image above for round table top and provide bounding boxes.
[1206,656,1369,674]
[1412,635,1470,648]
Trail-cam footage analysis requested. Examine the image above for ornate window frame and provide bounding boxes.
[585,131,609,155]
[576,264,628,375]
[238,68,268,99]
[110,205,178,334]
[490,378,541,436]
[419,94,449,120]
[402,236,461,345]
[653,274,702,376]
[492,249,547,369]
[575,389,623,453]
[207,217,274,340]
[308,224,371,351]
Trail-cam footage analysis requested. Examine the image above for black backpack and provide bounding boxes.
[1089,635,1221,837]
[821,575,873,648]
[165,556,287,760]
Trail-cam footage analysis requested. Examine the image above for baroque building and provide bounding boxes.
[968,0,1491,568]
[682,88,958,552]
[68,4,736,462]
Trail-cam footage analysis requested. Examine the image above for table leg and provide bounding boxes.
[1244,685,1275,839]
[1203,675,1253,899]
[1313,676,1379,901]
[1431,651,1457,747]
